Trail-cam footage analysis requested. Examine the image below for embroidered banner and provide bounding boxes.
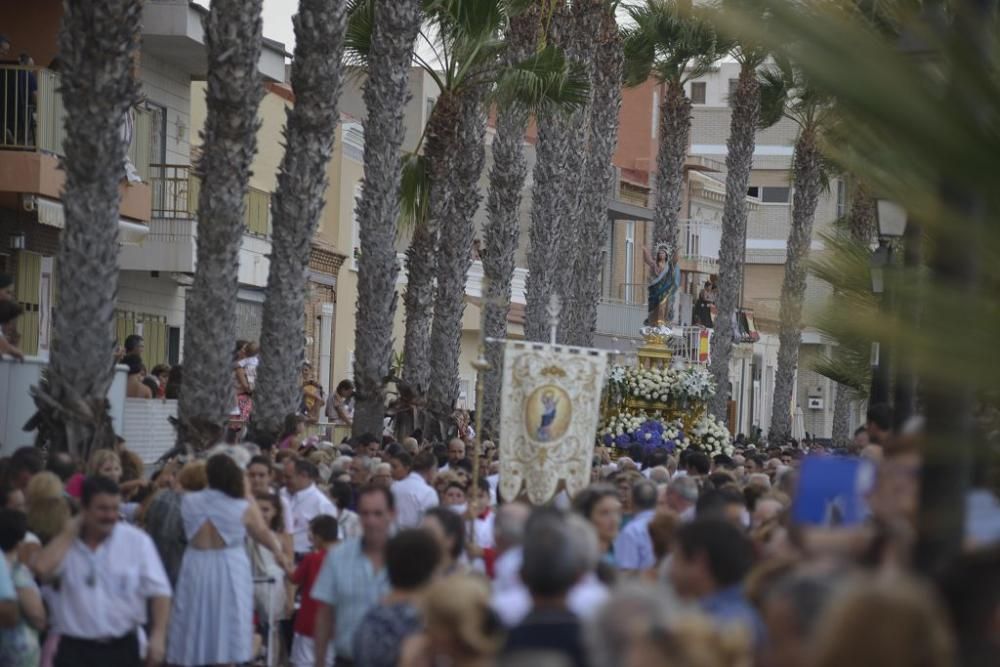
[498,342,610,505]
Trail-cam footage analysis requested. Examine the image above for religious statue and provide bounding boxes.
[642,243,681,326]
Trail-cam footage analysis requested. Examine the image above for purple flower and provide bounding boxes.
[602,433,613,446]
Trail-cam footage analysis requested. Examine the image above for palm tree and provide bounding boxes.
[622,0,721,251]
[177,0,265,451]
[251,0,350,446]
[524,1,601,343]
[829,179,875,446]
[481,5,542,440]
[749,0,998,571]
[354,0,585,439]
[563,1,624,347]
[30,0,142,461]
[348,0,423,438]
[706,1,769,422]
[763,60,834,445]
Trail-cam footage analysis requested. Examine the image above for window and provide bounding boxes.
[747,186,761,199]
[728,79,739,107]
[761,186,791,204]
[691,82,707,105]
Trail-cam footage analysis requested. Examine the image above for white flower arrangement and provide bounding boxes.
[608,365,716,405]
[689,413,734,457]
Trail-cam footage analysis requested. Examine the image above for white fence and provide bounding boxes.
[121,398,178,464]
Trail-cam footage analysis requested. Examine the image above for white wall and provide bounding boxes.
[117,272,187,328]
[140,54,193,166]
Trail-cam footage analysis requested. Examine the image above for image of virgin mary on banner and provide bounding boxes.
[498,341,610,505]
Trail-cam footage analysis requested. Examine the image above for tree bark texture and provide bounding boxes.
[424,90,487,439]
[564,5,623,347]
[708,64,760,421]
[525,1,600,343]
[654,81,692,251]
[401,211,436,395]
[253,0,348,446]
[769,128,823,445]
[848,181,876,246]
[35,0,142,461]
[177,0,264,451]
[831,382,852,447]
[481,9,540,441]
[350,0,422,439]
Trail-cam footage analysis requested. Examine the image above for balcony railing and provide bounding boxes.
[166,167,272,236]
[1,65,152,180]
[670,326,712,365]
[595,299,646,339]
[680,219,722,265]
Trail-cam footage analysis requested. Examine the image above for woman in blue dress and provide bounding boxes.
[166,454,290,666]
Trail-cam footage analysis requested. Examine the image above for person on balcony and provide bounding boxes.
[693,279,717,328]
[642,244,680,327]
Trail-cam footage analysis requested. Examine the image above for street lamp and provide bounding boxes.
[869,199,909,408]
[876,199,908,239]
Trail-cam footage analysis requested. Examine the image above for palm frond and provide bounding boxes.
[492,43,591,113]
[399,152,431,231]
[344,0,376,68]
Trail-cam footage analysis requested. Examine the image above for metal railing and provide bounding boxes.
[595,299,647,339]
[150,164,195,218]
[2,65,152,180]
[670,325,712,365]
[680,219,722,264]
[176,169,272,236]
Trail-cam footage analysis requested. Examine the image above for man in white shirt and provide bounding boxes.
[281,458,337,558]
[388,450,438,528]
[614,479,658,573]
[439,438,466,472]
[32,476,171,667]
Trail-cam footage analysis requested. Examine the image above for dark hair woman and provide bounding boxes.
[166,454,288,666]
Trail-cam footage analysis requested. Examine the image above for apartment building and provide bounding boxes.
[686,61,848,438]
[0,0,286,368]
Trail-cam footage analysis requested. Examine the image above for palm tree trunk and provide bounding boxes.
[525,1,599,343]
[708,63,760,421]
[348,0,422,439]
[424,90,487,439]
[401,215,436,395]
[34,0,142,461]
[831,382,852,447]
[564,4,623,347]
[177,0,265,451]
[252,0,348,446]
[654,81,692,250]
[481,10,540,441]
[769,127,823,444]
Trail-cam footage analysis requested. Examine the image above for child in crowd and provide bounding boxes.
[290,514,339,667]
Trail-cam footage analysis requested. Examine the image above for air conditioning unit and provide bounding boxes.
[807,397,824,410]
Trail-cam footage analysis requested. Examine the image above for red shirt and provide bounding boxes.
[292,548,329,636]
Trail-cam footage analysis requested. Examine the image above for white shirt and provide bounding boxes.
[50,523,171,639]
[391,472,439,529]
[490,547,608,627]
[283,484,337,554]
[473,511,495,550]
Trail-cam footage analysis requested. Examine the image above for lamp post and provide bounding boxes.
[868,200,907,409]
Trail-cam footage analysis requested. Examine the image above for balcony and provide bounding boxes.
[0,65,151,222]
[595,299,647,339]
[142,1,287,81]
[679,219,721,274]
[119,164,273,278]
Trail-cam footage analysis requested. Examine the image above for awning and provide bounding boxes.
[36,196,149,246]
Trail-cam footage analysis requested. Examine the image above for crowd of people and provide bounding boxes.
[0,400,995,667]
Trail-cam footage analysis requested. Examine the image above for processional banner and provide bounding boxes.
[498,342,610,505]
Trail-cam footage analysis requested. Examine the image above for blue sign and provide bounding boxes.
[792,456,876,526]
